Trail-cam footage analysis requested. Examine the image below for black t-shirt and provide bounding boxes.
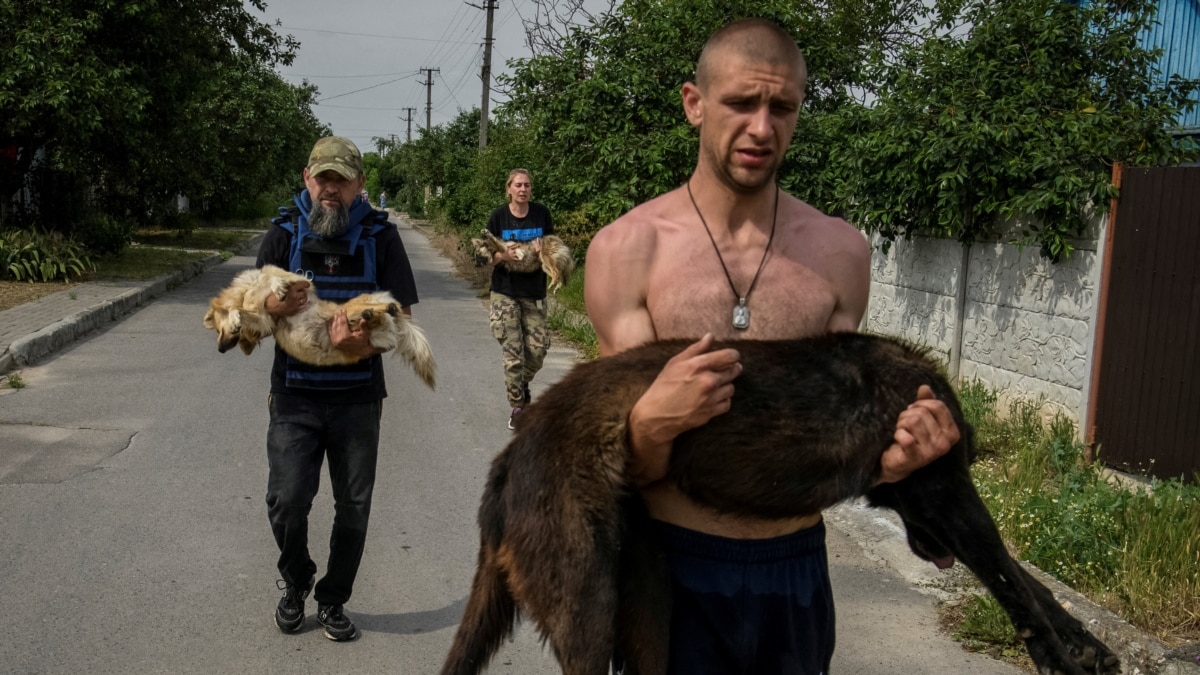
[256,216,419,403]
[486,202,553,300]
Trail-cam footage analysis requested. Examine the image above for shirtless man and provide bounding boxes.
[585,19,961,674]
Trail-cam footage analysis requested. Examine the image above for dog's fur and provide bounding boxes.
[202,264,436,389]
[470,230,576,293]
[441,333,1119,675]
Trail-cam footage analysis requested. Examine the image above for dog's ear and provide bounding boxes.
[203,307,217,329]
[238,328,261,355]
[238,338,257,355]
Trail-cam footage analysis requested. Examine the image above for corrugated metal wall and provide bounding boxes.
[1144,0,1200,133]
[1092,166,1200,481]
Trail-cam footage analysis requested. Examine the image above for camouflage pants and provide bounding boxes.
[489,292,549,407]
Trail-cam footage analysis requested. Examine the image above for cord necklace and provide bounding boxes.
[686,180,779,330]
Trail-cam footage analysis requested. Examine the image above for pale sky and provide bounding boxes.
[248,0,609,151]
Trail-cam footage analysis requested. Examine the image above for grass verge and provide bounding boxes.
[958,380,1200,648]
[89,222,266,281]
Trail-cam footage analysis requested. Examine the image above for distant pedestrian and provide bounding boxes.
[256,136,420,642]
[379,191,387,209]
[485,168,553,430]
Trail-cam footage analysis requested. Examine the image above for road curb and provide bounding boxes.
[828,501,1199,674]
[1,234,265,372]
[7,252,224,368]
[2,233,264,373]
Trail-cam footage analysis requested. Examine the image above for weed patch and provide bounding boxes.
[960,380,1200,645]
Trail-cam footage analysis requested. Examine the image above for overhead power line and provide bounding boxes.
[280,25,476,44]
[316,74,420,103]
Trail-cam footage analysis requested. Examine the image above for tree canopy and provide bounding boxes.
[1,0,326,236]
[836,0,1199,260]
[374,0,1198,261]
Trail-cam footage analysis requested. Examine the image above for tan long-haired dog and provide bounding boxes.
[471,230,576,293]
[202,264,436,389]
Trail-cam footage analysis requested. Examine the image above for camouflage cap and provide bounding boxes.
[306,136,363,180]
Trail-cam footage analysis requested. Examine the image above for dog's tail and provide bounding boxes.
[439,544,518,675]
[395,318,438,389]
[541,237,576,294]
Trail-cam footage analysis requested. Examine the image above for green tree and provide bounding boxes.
[501,0,928,224]
[1,0,321,233]
[835,0,1198,260]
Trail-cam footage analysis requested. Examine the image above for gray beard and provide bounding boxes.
[309,200,350,238]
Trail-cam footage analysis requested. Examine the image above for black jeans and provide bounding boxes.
[266,393,382,606]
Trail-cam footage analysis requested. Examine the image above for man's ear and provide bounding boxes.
[681,82,703,127]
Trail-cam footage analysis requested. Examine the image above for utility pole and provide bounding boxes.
[419,68,440,133]
[473,0,498,148]
[399,108,416,142]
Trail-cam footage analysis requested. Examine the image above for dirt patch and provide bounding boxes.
[0,280,76,313]
[423,226,492,296]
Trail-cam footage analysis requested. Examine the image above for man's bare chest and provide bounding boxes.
[646,251,840,341]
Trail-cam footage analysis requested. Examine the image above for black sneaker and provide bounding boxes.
[317,603,359,641]
[274,578,313,633]
[508,407,522,430]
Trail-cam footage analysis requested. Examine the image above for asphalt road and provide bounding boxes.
[0,218,1022,674]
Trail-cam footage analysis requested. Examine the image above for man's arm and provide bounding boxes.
[334,225,418,357]
[584,221,741,487]
[821,221,960,483]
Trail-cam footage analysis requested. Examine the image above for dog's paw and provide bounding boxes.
[386,303,400,317]
[360,308,374,321]
[270,278,290,300]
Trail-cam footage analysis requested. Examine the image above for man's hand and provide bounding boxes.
[626,334,742,486]
[877,385,960,485]
[328,309,380,358]
[264,280,310,319]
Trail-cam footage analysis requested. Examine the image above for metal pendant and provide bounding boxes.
[732,299,750,330]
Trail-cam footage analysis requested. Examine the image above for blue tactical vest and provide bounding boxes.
[272,198,391,391]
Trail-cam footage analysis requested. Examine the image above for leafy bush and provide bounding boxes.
[0,228,94,282]
[77,215,136,256]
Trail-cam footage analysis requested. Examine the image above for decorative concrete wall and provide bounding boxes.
[863,222,1105,426]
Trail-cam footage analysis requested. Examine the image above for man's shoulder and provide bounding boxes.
[783,193,863,239]
[594,189,680,240]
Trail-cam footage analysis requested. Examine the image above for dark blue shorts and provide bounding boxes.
[657,519,835,675]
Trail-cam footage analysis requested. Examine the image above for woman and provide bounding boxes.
[485,168,553,429]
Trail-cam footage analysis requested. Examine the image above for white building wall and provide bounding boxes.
[863,220,1105,426]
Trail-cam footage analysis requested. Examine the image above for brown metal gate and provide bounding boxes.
[1089,165,1200,482]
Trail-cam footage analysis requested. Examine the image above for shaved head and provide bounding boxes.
[695,18,806,91]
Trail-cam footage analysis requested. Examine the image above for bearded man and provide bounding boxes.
[254,136,420,642]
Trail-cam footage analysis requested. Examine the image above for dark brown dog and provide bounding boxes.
[441,333,1120,675]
